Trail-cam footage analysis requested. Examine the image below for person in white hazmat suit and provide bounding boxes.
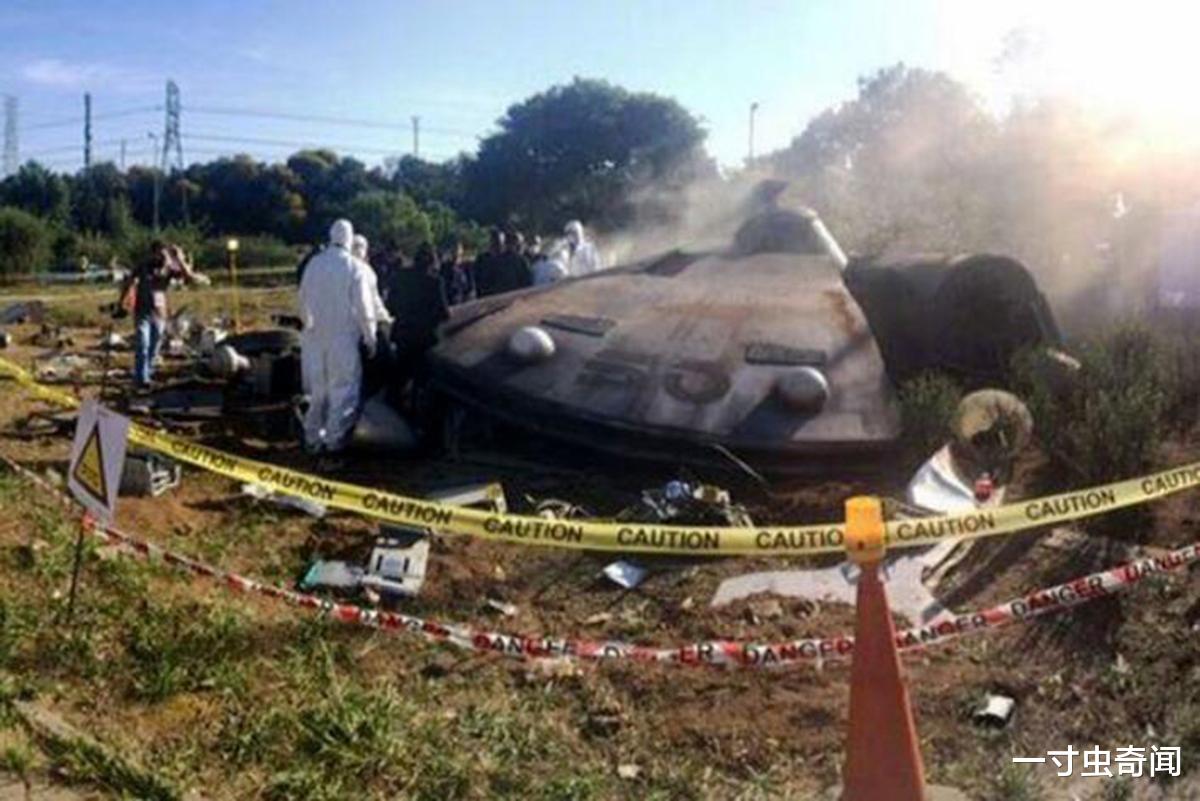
[351,234,392,324]
[563,220,602,276]
[298,220,379,454]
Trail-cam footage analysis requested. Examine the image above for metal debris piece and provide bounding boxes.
[362,526,431,597]
[427,481,508,514]
[602,560,647,589]
[972,694,1015,727]
[118,452,181,497]
[485,598,518,617]
[241,482,327,518]
[621,479,754,527]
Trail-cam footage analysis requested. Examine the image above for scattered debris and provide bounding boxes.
[361,526,430,597]
[0,300,45,325]
[622,479,754,527]
[299,560,363,591]
[241,482,327,518]
[972,694,1016,727]
[118,452,182,497]
[532,498,587,519]
[485,598,518,617]
[35,353,91,381]
[100,330,127,351]
[427,482,508,514]
[617,764,641,780]
[30,323,72,349]
[209,344,250,377]
[602,560,648,589]
[583,612,613,626]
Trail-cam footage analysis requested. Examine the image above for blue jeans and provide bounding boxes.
[134,315,163,386]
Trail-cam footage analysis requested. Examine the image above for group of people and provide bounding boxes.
[442,219,602,303]
[298,218,603,458]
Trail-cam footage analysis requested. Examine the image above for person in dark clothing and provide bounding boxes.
[295,242,322,284]
[438,237,475,306]
[473,228,507,298]
[497,229,533,292]
[476,228,532,296]
[385,242,449,399]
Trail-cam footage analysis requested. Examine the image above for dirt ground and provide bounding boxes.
[0,282,1197,800]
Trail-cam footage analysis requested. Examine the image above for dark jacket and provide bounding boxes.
[385,268,450,351]
[439,259,476,306]
[475,251,531,297]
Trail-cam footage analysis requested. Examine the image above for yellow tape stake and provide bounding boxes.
[845,496,885,564]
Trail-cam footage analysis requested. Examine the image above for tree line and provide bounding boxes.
[0,77,710,277]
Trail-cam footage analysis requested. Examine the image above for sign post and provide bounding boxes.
[64,400,129,620]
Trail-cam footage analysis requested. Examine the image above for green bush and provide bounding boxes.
[0,206,51,278]
[1014,324,1173,485]
[897,371,962,468]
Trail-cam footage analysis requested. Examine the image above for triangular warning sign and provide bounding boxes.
[71,424,108,505]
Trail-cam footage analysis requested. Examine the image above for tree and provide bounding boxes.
[288,150,382,240]
[69,162,134,239]
[0,207,51,278]
[387,155,468,210]
[188,156,305,239]
[770,64,997,255]
[0,162,70,221]
[346,190,432,258]
[464,78,710,232]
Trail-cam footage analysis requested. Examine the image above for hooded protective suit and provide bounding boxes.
[351,234,392,323]
[298,220,378,452]
[564,220,601,276]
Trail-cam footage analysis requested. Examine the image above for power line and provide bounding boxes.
[184,131,412,156]
[22,105,160,131]
[183,104,477,138]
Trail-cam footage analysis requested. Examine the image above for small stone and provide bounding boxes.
[679,596,694,611]
[617,764,641,780]
[493,565,507,581]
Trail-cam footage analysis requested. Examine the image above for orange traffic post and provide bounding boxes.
[841,496,926,801]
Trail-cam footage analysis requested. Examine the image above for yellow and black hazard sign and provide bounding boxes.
[66,400,130,522]
[71,424,108,506]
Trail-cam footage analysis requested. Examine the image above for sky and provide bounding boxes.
[2,0,1198,173]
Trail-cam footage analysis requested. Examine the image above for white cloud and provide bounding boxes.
[21,58,154,92]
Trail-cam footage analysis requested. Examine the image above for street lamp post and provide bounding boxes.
[226,238,241,332]
[148,132,161,232]
[748,102,760,164]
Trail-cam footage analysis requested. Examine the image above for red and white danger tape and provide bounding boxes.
[4,454,1197,669]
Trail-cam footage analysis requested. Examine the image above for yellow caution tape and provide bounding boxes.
[2,355,1198,557]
